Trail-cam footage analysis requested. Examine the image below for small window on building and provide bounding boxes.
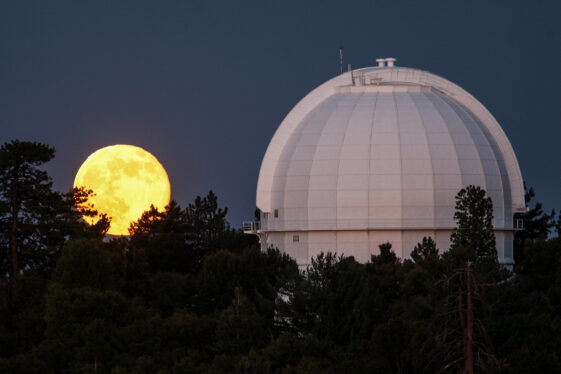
[293,235,299,243]
[274,209,278,218]
[263,212,269,219]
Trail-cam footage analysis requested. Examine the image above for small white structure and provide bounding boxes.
[245,59,525,267]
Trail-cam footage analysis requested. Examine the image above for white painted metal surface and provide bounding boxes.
[254,63,524,266]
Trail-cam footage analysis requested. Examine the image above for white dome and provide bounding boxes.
[254,65,524,265]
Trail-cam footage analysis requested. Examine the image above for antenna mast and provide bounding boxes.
[339,46,344,75]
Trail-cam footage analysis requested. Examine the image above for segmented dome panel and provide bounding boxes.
[256,66,524,265]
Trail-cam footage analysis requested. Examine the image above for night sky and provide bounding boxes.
[1,0,560,228]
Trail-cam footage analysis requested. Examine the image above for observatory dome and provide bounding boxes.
[249,60,525,266]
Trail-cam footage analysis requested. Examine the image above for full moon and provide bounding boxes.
[74,145,171,236]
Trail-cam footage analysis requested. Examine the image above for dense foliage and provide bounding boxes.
[1,140,560,373]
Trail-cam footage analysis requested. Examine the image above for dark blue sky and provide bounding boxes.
[1,0,560,227]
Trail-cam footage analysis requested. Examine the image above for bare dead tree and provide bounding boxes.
[421,261,500,373]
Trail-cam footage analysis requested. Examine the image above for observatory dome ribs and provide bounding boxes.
[247,59,525,267]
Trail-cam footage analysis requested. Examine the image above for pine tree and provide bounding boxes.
[0,141,108,279]
[411,237,439,263]
[450,185,497,264]
[128,192,234,274]
[215,287,267,354]
[514,184,556,263]
[185,190,228,254]
[0,140,56,279]
[128,200,195,273]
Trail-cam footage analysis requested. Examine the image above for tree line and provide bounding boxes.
[1,140,561,373]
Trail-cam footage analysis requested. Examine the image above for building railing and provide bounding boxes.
[242,221,260,232]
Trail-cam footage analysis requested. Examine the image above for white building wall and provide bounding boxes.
[308,231,336,262]
[261,229,510,266]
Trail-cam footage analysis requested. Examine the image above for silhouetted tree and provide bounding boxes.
[128,200,196,273]
[128,192,252,274]
[215,287,268,355]
[61,186,110,239]
[370,317,416,373]
[366,242,405,306]
[450,185,497,264]
[41,239,132,372]
[514,184,556,264]
[185,190,228,256]
[0,140,56,279]
[35,187,110,268]
[411,237,439,264]
[2,144,561,373]
[0,141,108,280]
[422,261,499,374]
[197,246,298,330]
[491,237,561,373]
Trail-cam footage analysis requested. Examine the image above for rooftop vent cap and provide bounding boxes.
[385,57,396,67]
[376,58,385,67]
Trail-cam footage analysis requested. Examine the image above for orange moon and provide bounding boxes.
[74,145,171,235]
